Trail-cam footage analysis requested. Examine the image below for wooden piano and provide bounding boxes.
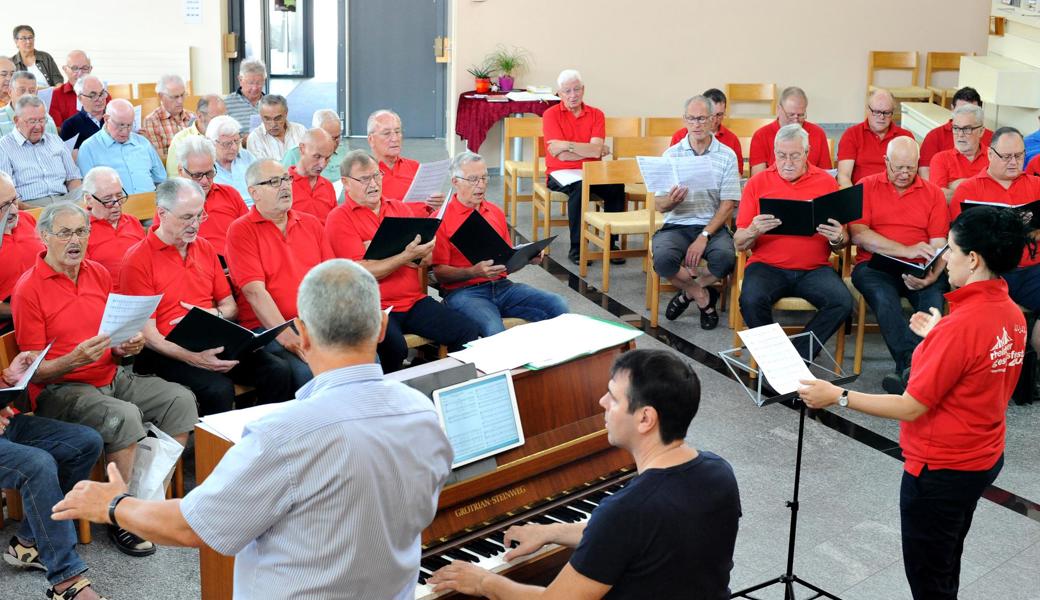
[194,341,637,600]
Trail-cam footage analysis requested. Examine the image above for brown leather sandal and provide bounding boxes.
[46,577,109,600]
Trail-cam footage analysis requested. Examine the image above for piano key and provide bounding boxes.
[488,530,506,545]
[462,540,496,558]
[421,555,451,572]
[575,499,600,512]
[444,548,479,563]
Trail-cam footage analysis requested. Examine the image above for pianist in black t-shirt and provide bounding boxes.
[429,348,742,600]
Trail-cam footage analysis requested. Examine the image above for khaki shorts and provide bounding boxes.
[35,366,199,452]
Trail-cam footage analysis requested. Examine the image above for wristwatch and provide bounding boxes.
[109,492,134,528]
[837,389,850,407]
[700,230,711,239]
[567,142,575,153]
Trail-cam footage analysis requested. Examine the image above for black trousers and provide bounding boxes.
[899,455,1003,600]
[546,179,625,253]
[134,347,295,416]
[377,296,481,373]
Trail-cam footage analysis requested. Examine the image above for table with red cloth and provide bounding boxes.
[455,92,559,152]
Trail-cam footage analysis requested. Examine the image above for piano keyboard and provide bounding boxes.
[415,480,629,599]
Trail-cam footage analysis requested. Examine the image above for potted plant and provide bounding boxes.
[468,62,495,94]
[489,46,529,92]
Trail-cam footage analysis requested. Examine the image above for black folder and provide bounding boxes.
[449,211,556,274]
[759,184,863,237]
[867,244,949,279]
[363,217,441,260]
[960,199,1040,229]
[165,308,292,361]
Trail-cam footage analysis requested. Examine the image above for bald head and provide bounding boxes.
[884,136,920,190]
[886,136,919,163]
[297,127,335,177]
[104,99,136,143]
[63,50,91,85]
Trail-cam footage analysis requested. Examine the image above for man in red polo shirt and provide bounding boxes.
[48,50,93,128]
[749,86,832,176]
[12,202,197,557]
[837,89,913,188]
[326,150,479,372]
[121,178,293,416]
[432,151,567,337]
[849,137,948,386]
[669,88,744,171]
[543,69,626,264]
[928,104,989,200]
[288,128,337,223]
[366,109,446,209]
[174,136,248,256]
[225,160,331,388]
[735,123,852,358]
[82,166,145,283]
[0,171,43,331]
[919,87,991,178]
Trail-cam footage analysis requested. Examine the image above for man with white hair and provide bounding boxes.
[0,170,43,332]
[282,109,348,182]
[165,95,226,177]
[288,127,337,223]
[837,89,913,188]
[735,123,852,358]
[0,57,14,108]
[121,178,293,416]
[928,104,989,200]
[207,114,257,203]
[176,135,247,254]
[749,86,832,176]
[0,95,81,206]
[49,50,93,128]
[141,74,195,158]
[366,109,444,209]
[0,71,58,136]
[59,74,108,151]
[77,98,167,194]
[224,58,267,135]
[919,87,991,177]
[542,69,625,264]
[81,166,145,281]
[246,94,305,161]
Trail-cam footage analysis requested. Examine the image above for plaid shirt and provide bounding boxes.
[141,106,195,158]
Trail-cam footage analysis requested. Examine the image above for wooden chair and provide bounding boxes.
[645,216,731,328]
[725,83,777,116]
[134,96,160,119]
[612,136,673,213]
[924,52,966,108]
[645,117,684,138]
[107,83,133,101]
[723,117,775,139]
[136,82,159,99]
[183,95,202,113]
[502,117,544,226]
[123,192,157,221]
[604,117,641,139]
[867,51,932,120]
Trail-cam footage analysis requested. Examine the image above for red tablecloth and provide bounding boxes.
[455,92,559,152]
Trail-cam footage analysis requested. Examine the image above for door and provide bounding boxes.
[348,0,446,137]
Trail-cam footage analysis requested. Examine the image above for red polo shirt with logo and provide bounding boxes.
[671,126,744,172]
[928,148,989,190]
[198,182,248,255]
[542,102,606,178]
[851,172,948,264]
[288,165,337,224]
[903,278,1024,476]
[736,165,839,270]
[48,82,79,129]
[224,207,332,329]
[12,255,116,389]
[749,120,833,171]
[837,120,914,183]
[919,120,994,168]
[949,171,1040,267]
[378,157,421,202]
[85,213,146,285]
[119,232,231,337]
[325,196,430,312]
[432,196,510,291]
[0,212,44,301]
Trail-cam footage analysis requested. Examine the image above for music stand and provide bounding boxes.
[718,331,857,600]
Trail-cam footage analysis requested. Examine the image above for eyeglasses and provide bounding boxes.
[868,107,894,118]
[15,36,34,42]
[183,168,216,182]
[712,111,725,120]
[887,163,917,174]
[254,175,293,188]
[90,189,129,208]
[455,174,489,186]
[215,138,240,149]
[559,86,583,96]
[0,198,18,213]
[775,151,804,163]
[952,125,983,136]
[682,115,711,124]
[109,121,134,132]
[0,71,14,79]
[78,91,107,102]
[175,210,208,225]
[990,147,1025,163]
[346,172,383,186]
[21,118,46,127]
[780,107,807,121]
[66,65,92,74]
[163,93,186,102]
[50,227,90,241]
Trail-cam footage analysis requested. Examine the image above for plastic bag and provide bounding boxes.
[128,423,184,501]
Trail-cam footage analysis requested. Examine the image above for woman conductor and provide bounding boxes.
[799,206,1030,600]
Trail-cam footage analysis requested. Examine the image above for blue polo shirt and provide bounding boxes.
[76,128,166,193]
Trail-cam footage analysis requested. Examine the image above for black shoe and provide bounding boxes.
[568,250,580,265]
[699,287,720,330]
[665,291,692,321]
[108,525,156,557]
[609,244,626,265]
[882,367,910,395]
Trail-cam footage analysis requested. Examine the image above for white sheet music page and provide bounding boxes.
[549,169,582,187]
[672,155,716,192]
[98,294,163,346]
[403,158,451,202]
[199,402,289,444]
[63,134,79,153]
[736,323,815,395]
[635,156,677,194]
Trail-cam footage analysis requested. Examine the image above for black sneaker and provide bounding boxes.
[665,291,692,321]
[3,536,45,571]
[882,367,911,395]
[568,250,580,265]
[699,287,720,330]
[609,244,626,265]
[108,525,156,557]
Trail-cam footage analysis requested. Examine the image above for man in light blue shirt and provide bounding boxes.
[53,259,455,600]
[76,99,166,194]
[207,114,257,205]
[0,95,81,205]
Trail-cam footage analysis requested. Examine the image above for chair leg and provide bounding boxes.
[602,227,612,293]
[503,177,511,224]
[173,457,185,498]
[835,325,847,372]
[5,488,23,521]
[854,296,867,375]
[531,199,540,242]
[77,518,92,544]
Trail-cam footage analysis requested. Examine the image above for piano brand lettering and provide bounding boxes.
[454,486,528,518]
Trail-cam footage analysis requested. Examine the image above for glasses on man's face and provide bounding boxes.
[775,151,804,163]
[347,172,383,187]
[887,162,917,174]
[67,65,92,74]
[0,198,18,213]
[21,118,46,127]
[183,168,216,182]
[712,111,725,120]
[50,227,90,241]
[0,71,14,79]
[78,91,107,102]
[868,107,894,118]
[255,175,293,188]
[174,210,208,225]
[990,147,1025,163]
[781,107,806,121]
[110,121,134,132]
[15,36,34,42]
[952,125,983,136]
[455,174,489,186]
[215,137,240,149]
[91,189,129,208]
[682,114,711,124]
[559,86,583,96]
[164,93,186,102]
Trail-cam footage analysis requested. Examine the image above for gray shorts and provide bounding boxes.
[35,366,198,453]
[652,224,735,279]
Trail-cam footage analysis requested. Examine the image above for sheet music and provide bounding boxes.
[403,159,451,202]
[1,341,52,391]
[737,324,815,395]
[37,87,53,112]
[636,155,716,195]
[504,91,559,102]
[199,402,289,444]
[98,294,163,346]
[132,105,142,132]
[63,134,78,152]
[435,187,454,220]
[635,156,678,194]
[549,169,582,187]
[248,114,262,131]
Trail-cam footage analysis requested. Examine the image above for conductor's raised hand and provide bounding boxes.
[52,462,127,524]
[502,522,552,562]
[70,334,111,367]
[749,213,781,236]
[909,307,942,338]
[797,378,841,409]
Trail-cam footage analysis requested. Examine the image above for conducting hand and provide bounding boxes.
[70,334,111,367]
[52,462,128,524]
[797,379,841,409]
[502,523,552,561]
[909,307,942,338]
[749,213,782,236]
[428,561,491,596]
[188,347,239,373]
[471,259,507,279]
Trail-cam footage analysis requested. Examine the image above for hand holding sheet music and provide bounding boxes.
[736,324,814,395]
[98,294,163,346]
[0,342,53,408]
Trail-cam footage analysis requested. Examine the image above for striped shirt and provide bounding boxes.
[76,128,167,194]
[224,90,262,135]
[141,106,195,158]
[215,149,257,206]
[660,135,741,226]
[0,104,58,137]
[181,363,453,600]
[0,130,81,200]
[246,122,306,162]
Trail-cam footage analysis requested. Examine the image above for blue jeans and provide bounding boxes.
[379,296,481,373]
[444,279,569,337]
[255,328,313,392]
[0,415,102,585]
[739,262,853,358]
[852,263,946,372]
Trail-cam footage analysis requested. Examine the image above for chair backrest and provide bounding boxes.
[726,83,777,114]
[612,136,673,159]
[504,117,543,162]
[924,51,965,86]
[137,97,160,116]
[868,51,919,87]
[645,117,684,137]
[0,331,18,370]
[107,83,133,101]
[124,192,157,221]
[581,159,643,214]
[724,117,775,138]
[604,117,641,138]
[25,206,42,221]
[136,82,159,99]
[183,95,201,113]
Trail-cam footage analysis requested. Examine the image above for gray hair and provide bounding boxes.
[13,95,44,116]
[155,177,204,211]
[312,109,339,128]
[366,109,400,135]
[37,203,88,236]
[245,159,283,187]
[451,150,486,177]
[556,69,582,89]
[779,86,808,105]
[73,74,104,96]
[259,94,288,111]
[682,94,714,116]
[238,58,267,78]
[81,166,121,197]
[297,259,382,348]
[10,71,34,90]
[952,103,984,127]
[774,123,809,151]
[205,115,242,140]
[339,149,375,179]
[156,74,186,96]
[178,136,217,170]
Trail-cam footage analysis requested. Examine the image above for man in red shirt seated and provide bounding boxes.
[0,171,43,332]
[928,104,989,201]
[837,89,913,188]
[326,150,479,372]
[669,88,744,171]
[82,166,145,283]
[122,178,293,417]
[749,86,832,176]
[12,202,197,557]
[174,136,248,257]
[919,87,991,178]
[288,128,337,223]
[225,160,332,389]
[366,109,445,209]
[48,50,93,129]
[849,137,949,389]
[735,124,852,358]
[432,151,567,337]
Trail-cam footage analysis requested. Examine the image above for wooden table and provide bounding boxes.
[194,343,631,600]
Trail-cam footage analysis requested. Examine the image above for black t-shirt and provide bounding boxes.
[568,451,741,600]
